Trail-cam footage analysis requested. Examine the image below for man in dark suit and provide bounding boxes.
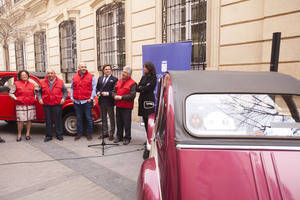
[96,64,118,140]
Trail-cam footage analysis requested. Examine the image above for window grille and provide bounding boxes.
[96,2,125,78]
[0,0,5,14]
[162,0,207,70]
[34,32,47,72]
[59,20,77,83]
[15,40,25,71]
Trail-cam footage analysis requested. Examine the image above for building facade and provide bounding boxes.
[0,0,300,120]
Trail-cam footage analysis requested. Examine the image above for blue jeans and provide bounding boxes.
[43,105,63,138]
[74,102,93,135]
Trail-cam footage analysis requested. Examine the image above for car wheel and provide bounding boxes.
[63,112,77,136]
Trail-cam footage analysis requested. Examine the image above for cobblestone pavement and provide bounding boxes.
[0,120,146,200]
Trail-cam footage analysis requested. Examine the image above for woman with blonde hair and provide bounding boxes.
[9,70,36,142]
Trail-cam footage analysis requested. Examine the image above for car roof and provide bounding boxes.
[169,70,300,95]
[167,70,300,146]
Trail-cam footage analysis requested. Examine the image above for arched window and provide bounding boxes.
[96,2,125,77]
[59,20,77,83]
[34,31,47,72]
[162,0,207,70]
[15,40,25,71]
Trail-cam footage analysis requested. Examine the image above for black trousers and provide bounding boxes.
[43,105,63,138]
[143,115,149,133]
[116,107,132,141]
[100,104,115,136]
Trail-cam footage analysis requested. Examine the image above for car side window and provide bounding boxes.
[0,76,14,93]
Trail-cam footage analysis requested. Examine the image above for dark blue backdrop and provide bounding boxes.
[142,41,192,101]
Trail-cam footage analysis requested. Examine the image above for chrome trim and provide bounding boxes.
[176,144,300,151]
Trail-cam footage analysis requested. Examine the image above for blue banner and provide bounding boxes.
[142,41,192,102]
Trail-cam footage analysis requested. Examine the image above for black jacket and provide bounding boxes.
[96,75,118,106]
[136,74,157,116]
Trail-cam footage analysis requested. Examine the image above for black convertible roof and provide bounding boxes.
[168,70,300,146]
[169,70,300,95]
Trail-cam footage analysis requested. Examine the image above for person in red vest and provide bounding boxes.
[112,66,137,145]
[9,70,36,142]
[38,69,68,142]
[71,63,96,141]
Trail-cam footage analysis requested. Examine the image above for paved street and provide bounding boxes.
[0,120,145,200]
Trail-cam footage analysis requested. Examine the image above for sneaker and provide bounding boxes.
[86,135,93,141]
[113,138,123,143]
[57,136,64,141]
[123,139,130,145]
[74,135,81,141]
[44,137,52,142]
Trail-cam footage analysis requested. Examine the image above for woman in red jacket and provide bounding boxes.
[9,70,36,142]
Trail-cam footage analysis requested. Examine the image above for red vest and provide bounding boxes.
[41,76,64,105]
[115,78,136,109]
[14,80,36,106]
[73,70,93,100]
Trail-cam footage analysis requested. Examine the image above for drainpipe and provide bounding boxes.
[270,32,281,72]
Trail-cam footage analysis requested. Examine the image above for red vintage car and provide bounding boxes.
[137,70,300,200]
[0,71,101,135]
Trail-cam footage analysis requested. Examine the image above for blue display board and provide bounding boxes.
[142,41,192,80]
[142,41,192,103]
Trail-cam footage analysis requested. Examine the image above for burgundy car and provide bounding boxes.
[137,70,300,200]
[0,71,101,135]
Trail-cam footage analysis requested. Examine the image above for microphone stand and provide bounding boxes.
[88,93,118,155]
[88,134,119,156]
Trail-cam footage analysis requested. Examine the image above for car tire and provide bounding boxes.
[63,112,77,136]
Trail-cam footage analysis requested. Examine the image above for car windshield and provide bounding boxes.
[185,94,300,138]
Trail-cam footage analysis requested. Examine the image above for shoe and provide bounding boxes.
[86,135,93,141]
[25,136,31,140]
[123,139,130,145]
[108,135,114,141]
[57,136,64,141]
[98,134,108,139]
[16,137,22,142]
[113,138,123,143]
[143,149,150,160]
[0,137,5,143]
[74,135,81,141]
[44,137,52,142]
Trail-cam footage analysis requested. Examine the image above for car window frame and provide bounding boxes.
[183,92,300,139]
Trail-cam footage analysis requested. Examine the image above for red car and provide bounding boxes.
[137,70,300,200]
[0,71,101,135]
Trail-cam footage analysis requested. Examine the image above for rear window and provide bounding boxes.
[185,94,300,138]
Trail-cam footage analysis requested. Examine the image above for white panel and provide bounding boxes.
[132,0,155,13]
[80,26,94,41]
[221,20,263,45]
[220,43,262,65]
[132,24,155,41]
[263,12,300,40]
[80,38,95,51]
[48,27,59,39]
[132,8,155,27]
[81,50,95,62]
[221,0,263,25]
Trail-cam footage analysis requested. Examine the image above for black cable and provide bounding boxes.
[0,147,144,166]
